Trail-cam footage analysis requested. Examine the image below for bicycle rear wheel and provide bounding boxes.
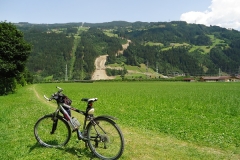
[34,114,71,147]
[86,117,124,160]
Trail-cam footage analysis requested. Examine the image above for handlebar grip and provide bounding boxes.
[44,95,50,101]
[56,86,63,92]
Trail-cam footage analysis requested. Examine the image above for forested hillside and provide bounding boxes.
[72,27,122,80]
[16,21,240,81]
[17,23,123,81]
[117,21,240,76]
[24,30,74,79]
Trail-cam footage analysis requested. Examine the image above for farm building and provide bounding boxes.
[200,76,240,82]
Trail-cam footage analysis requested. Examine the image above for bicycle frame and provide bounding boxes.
[52,101,90,141]
[51,97,116,142]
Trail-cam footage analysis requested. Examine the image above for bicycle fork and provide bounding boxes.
[50,113,59,134]
[50,118,58,134]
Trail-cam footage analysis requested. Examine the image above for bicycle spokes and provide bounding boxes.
[86,117,124,159]
[34,114,71,148]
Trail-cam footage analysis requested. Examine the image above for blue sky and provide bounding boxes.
[1,0,240,30]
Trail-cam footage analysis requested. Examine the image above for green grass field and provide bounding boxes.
[1,82,240,159]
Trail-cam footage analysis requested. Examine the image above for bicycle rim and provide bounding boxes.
[34,114,71,147]
[86,117,124,160]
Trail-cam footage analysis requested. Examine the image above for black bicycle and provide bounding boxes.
[34,86,124,160]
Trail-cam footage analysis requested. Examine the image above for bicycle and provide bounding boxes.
[34,86,124,160]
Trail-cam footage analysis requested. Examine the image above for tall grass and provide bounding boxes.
[1,82,240,159]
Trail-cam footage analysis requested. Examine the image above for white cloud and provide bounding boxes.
[180,0,240,30]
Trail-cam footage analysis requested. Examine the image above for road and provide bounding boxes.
[91,40,131,80]
[91,55,115,80]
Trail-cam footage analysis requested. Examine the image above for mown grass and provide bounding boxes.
[1,82,240,159]
[103,30,118,37]
[109,63,160,79]
[108,63,157,74]
[188,34,228,54]
[144,42,164,46]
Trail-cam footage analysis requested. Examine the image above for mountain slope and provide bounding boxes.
[16,21,240,81]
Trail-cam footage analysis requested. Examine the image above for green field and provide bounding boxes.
[1,82,240,159]
[107,63,160,79]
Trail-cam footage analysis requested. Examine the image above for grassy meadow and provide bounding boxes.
[1,82,240,159]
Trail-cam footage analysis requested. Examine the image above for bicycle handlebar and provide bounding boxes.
[43,86,63,101]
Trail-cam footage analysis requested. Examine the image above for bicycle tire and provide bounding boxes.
[34,114,71,148]
[86,117,124,160]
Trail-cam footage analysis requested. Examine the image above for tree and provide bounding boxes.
[0,22,31,95]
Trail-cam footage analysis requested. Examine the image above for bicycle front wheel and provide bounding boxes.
[86,117,124,160]
[34,114,71,148]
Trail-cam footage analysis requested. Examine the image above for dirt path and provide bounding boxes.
[91,40,131,80]
[118,39,131,54]
[32,85,56,108]
[91,55,115,80]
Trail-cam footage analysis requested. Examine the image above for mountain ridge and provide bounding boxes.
[15,21,240,81]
